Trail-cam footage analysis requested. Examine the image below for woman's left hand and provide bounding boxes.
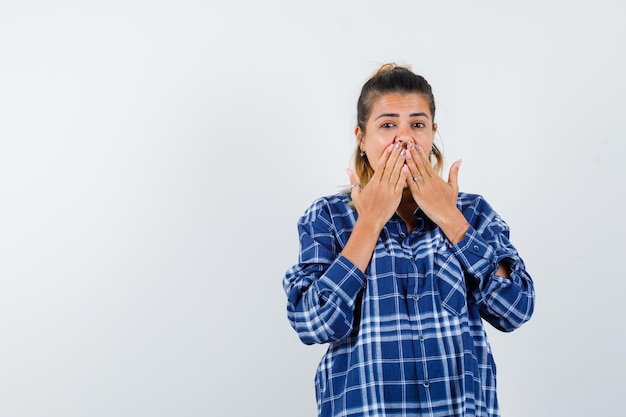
[404,142,464,229]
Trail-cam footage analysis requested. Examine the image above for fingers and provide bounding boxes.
[388,144,408,189]
[346,168,362,194]
[404,142,425,184]
[373,144,394,179]
[348,146,405,222]
[448,159,462,185]
[399,164,412,193]
[410,143,435,177]
[363,142,434,193]
[346,167,359,184]
[405,161,421,195]
[374,142,405,185]
[447,159,462,193]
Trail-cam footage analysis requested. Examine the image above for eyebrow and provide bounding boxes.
[375,112,430,120]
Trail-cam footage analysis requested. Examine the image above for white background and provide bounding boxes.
[1,1,625,416]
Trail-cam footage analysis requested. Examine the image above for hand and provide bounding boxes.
[347,142,409,232]
[404,142,463,228]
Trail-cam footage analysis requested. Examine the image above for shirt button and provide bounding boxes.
[412,295,419,301]
[418,334,425,341]
[400,233,406,239]
[423,381,430,388]
[473,245,480,252]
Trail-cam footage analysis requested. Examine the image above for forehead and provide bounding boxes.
[370,92,431,117]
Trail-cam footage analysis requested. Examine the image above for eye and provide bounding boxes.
[413,122,426,128]
[381,122,396,129]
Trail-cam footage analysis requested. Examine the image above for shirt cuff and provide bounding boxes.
[450,226,498,279]
[316,254,367,308]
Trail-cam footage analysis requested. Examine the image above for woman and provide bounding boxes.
[283,63,535,417]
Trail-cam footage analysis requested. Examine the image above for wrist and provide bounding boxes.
[447,222,470,245]
[353,215,386,238]
[437,211,469,245]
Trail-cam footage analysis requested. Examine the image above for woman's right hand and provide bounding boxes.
[347,142,409,233]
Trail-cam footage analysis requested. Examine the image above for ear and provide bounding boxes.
[433,122,438,133]
[354,126,365,150]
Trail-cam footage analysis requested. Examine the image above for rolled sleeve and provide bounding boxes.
[316,254,366,309]
[450,226,498,286]
[283,197,366,345]
[285,254,366,345]
[450,199,535,331]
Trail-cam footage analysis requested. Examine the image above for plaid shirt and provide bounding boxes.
[283,192,535,417]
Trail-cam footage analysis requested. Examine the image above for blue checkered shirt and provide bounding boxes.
[283,192,535,417]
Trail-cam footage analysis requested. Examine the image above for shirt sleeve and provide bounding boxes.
[283,199,366,345]
[450,199,535,332]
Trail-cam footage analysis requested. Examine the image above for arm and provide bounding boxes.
[283,199,367,345]
[284,144,409,344]
[450,199,535,332]
[403,145,534,331]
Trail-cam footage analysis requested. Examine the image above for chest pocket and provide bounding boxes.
[435,246,468,316]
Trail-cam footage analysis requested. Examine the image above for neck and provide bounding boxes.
[397,190,418,233]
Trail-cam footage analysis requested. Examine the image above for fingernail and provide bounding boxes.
[400,149,406,157]
[408,142,414,150]
[395,142,401,150]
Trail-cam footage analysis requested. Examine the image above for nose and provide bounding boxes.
[394,125,414,146]
[395,123,413,143]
